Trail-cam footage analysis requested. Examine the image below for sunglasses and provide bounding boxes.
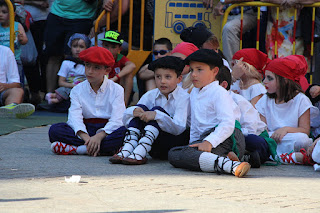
[153,50,170,56]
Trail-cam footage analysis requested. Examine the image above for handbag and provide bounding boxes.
[21,30,38,66]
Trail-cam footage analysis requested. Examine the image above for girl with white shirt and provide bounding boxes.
[230,49,269,106]
[256,55,319,164]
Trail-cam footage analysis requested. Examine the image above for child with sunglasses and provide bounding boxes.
[138,38,172,91]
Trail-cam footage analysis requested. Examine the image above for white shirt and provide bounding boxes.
[58,60,86,85]
[190,81,235,148]
[67,76,126,135]
[239,83,266,102]
[230,91,267,136]
[255,93,319,133]
[124,86,190,135]
[0,45,19,84]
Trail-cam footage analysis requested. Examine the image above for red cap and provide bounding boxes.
[264,55,310,91]
[79,46,115,67]
[171,42,199,57]
[232,48,271,75]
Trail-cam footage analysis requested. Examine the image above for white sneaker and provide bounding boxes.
[0,103,35,118]
[51,142,78,155]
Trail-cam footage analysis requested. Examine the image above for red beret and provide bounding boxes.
[79,46,115,67]
[264,55,310,91]
[232,48,271,75]
[171,42,199,57]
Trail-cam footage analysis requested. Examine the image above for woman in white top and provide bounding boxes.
[256,55,319,165]
[230,48,269,106]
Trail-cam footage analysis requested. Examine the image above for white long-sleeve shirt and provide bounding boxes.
[190,81,235,147]
[67,76,126,135]
[123,86,190,135]
[230,91,267,136]
[0,45,20,84]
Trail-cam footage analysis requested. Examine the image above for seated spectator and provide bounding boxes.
[0,0,28,84]
[138,38,172,91]
[0,45,34,118]
[202,0,257,63]
[45,33,91,105]
[100,30,136,106]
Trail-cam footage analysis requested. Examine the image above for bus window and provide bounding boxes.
[183,3,189,7]
[182,15,188,19]
[169,3,175,7]
[197,4,204,8]
[176,3,182,7]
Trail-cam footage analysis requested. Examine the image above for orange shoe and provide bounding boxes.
[234,162,251,178]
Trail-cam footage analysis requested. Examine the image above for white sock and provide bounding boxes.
[129,125,159,160]
[117,127,140,158]
[76,145,87,155]
[199,152,240,174]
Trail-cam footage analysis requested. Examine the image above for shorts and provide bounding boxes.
[0,90,8,106]
[44,13,93,56]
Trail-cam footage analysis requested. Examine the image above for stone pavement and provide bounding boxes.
[0,126,320,213]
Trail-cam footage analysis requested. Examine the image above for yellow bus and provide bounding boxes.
[165,0,211,34]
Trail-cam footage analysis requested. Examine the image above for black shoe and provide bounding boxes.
[242,151,261,168]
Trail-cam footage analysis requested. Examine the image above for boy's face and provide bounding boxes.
[154,68,182,98]
[0,6,9,26]
[102,41,121,59]
[84,62,110,85]
[153,44,170,60]
[190,61,218,89]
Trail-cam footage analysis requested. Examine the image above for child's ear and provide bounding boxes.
[105,67,111,74]
[220,80,229,89]
[177,74,183,83]
[212,66,219,75]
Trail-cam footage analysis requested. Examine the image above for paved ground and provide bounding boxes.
[0,126,320,213]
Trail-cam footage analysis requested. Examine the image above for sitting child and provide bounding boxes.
[100,30,136,106]
[0,45,34,118]
[230,49,270,106]
[217,66,278,168]
[45,33,91,104]
[48,46,127,156]
[256,55,319,164]
[138,37,172,91]
[0,0,28,84]
[109,56,190,165]
[168,49,250,178]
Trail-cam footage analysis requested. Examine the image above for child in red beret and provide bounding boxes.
[256,55,319,165]
[230,48,270,107]
[48,46,127,157]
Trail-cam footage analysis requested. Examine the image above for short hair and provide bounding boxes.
[267,73,303,102]
[185,49,223,69]
[216,66,232,90]
[148,56,185,76]
[154,38,172,51]
[0,0,16,11]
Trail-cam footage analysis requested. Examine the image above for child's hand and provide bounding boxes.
[309,85,320,98]
[189,140,212,152]
[271,127,288,143]
[139,111,156,123]
[307,139,318,156]
[231,58,246,80]
[85,132,106,157]
[0,83,9,92]
[133,107,145,117]
[103,0,114,11]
